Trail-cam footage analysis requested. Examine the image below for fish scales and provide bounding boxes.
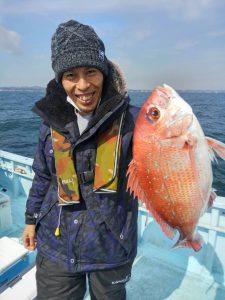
[139,142,201,226]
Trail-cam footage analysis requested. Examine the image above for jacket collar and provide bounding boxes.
[32,60,129,132]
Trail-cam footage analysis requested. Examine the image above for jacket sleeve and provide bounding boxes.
[25,123,52,224]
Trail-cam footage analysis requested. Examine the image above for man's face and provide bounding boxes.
[62,67,104,116]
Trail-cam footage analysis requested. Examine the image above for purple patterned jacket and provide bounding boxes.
[25,61,139,272]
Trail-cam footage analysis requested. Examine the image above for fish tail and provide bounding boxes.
[173,232,203,252]
[206,137,225,160]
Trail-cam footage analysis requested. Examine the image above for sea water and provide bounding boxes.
[0,88,224,195]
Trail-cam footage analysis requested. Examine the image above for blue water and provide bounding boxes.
[0,88,224,195]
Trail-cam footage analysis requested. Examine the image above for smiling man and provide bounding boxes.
[22,20,139,300]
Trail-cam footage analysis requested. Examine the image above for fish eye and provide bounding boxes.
[146,107,161,122]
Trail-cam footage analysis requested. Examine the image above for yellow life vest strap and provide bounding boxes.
[51,128,80,205]
[93,112,125,192]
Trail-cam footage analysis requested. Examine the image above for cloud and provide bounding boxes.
[165,0,216,20]
[102,24,152,50]
[207,30,225,37]
[0,0,220,21]
[1,0,112,14]
[0,25,22,54]
[175,40,198,50]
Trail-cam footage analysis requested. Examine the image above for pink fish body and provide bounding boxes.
[127,84,225,251]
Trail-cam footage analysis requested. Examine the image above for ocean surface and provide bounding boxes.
[0,88,225,196]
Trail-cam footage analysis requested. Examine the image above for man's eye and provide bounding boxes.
[66,73,74,78]
[87,69,96,75]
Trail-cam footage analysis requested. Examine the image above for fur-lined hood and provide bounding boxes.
[32,60,129,131]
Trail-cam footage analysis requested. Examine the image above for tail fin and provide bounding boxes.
[208,191,216,208]
[173,232,203,252]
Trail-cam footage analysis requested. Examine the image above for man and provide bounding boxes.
[23,19,139,300]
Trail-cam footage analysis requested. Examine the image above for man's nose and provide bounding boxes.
[76,77,90,90]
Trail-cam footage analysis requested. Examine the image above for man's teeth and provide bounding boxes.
[77,94,93,101]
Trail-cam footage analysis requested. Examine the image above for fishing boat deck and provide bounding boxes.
[1,242,225,300]
[1,150,225,299]
[127,242,225,300]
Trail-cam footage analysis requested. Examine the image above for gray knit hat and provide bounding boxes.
[51,20,108,82]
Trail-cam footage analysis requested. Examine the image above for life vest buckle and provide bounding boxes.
[77,170,94,184]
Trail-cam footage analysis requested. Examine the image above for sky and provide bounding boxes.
[0,0,225,90]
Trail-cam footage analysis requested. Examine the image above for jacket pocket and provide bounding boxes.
[36,201,62,252]
[76,215,128,264]
[105,211,135,255]
[36,192,57,227]
[77,211,136,264]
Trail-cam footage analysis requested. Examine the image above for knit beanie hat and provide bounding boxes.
[51,20,108,82]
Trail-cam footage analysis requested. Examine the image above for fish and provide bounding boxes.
[127,84,225,251]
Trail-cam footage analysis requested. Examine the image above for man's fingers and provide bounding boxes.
[22,225,37,250]
[24,236,36,250]
[29,236,36,250]
[23,236,30,247]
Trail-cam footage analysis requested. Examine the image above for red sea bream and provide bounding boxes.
[127,84,225,251]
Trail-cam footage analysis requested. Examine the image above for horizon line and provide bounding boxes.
[0,86,225,92]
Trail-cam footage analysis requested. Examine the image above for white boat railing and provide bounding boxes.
[0,150,33,199]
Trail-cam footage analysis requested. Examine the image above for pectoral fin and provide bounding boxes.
[206,137,225,160]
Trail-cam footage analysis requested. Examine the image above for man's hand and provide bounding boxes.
[22,224,37,251]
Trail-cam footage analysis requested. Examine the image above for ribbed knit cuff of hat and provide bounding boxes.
[53,48,108,83]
